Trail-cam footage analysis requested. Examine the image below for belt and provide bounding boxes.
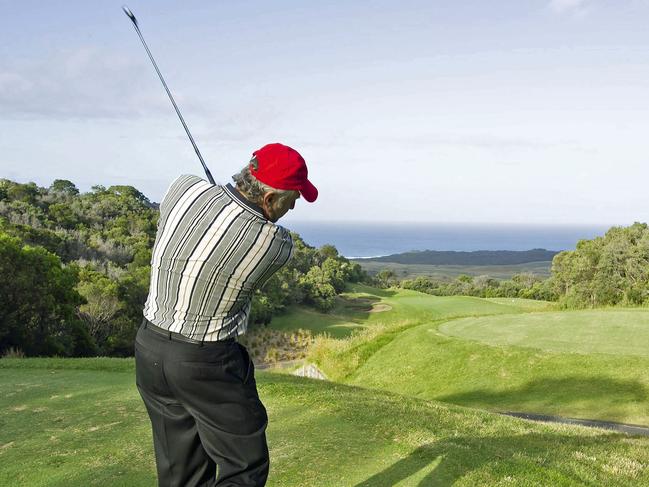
[142,318,236,345]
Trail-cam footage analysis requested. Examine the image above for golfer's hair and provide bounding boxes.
[232,158,296,205]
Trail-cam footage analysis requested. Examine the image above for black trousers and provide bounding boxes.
[134,320,269,486]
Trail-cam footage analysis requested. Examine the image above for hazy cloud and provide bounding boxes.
[549,0,590,14]
[0,47,197,120]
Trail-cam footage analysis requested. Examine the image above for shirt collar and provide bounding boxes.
[224,183,267,220]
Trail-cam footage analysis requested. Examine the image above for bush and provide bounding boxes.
[552,222,649,308]
[0,232,95,357]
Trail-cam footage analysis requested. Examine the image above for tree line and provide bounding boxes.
[2,177,646,356]
[386,271,557,301]
[0,178,367,357]
[363,248,559,265]
[373,222,649,309]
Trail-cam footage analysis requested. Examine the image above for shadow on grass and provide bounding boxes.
[354,431,640,487]
[437,376,648,422]
[271,288,398,338]
[260,375,647,485]
[350,286,398,299]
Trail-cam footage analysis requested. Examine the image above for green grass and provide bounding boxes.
[345,319,649,426]
[0,356,135,372]
[271,284,554,339]
[270,303,368,338]
[276,285,649,426]
[484,297,556,312]
[439,309,649,356]
[5,285,649,485]
[1,360,649,486]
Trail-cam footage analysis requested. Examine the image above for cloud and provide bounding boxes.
[0,47,199,120]
[549,0,590,14]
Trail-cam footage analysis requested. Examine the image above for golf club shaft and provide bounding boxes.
[122,6,215,185]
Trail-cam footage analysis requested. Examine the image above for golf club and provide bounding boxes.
[122,5,215,185]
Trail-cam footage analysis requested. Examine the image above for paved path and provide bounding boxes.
[500,411,649,436]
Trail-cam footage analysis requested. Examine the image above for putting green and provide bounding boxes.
[439,309,649,356]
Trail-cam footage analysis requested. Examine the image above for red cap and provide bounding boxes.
[250,143,318,202]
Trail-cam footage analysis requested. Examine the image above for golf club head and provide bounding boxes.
[122,5,138,26]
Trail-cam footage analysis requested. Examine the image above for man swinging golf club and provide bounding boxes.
[135,143,317,486]
[122,6,319,486]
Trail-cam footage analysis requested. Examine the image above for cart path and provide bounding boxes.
[499,411,649,436]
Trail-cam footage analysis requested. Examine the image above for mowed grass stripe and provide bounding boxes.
[346,319,649,426]
[439,309,649,356]
[1,363,649,486]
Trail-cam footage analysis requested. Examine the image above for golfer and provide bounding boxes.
[134,143,317,486]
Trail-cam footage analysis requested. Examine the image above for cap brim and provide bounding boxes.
[300,179,318,203]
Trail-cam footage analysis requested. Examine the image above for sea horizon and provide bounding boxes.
[285,221,622,259]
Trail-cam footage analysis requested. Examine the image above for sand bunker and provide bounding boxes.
[369,303,392,313]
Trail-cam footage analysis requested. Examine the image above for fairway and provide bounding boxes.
[439,309,649,356]
[2,359,649,486]
[270,284,553,338]
[343,317,649,426]
[290,286,649,426]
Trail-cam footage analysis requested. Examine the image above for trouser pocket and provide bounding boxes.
[134,342,169,396]
[236,342,254,385]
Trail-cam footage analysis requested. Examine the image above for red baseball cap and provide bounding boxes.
[250,143,318,203]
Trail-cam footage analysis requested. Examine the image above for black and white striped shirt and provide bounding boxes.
[143,174,294,341]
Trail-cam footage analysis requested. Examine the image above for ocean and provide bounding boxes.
[285,221,613,259]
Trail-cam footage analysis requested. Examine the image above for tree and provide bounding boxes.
[76,268,124,352]
[286,232,317,273]
[321,257,346,293]
[551,223,649,307]
[250,292,274,325]
[49,179,79,197]
[317,244,339,262]
[48,202,78,229]
[0,233,94,356]
[299,267,337,312]
[0,219,66,257]
[5,181,40,204]
[376,269,397,288]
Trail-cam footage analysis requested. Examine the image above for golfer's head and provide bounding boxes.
[232,143,317,222]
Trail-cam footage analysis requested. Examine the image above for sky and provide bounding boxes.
[1,0,648,225]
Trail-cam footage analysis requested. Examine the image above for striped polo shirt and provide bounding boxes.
[143,174,294,341]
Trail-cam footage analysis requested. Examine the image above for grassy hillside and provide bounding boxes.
[271,284,553,338]
[272,285,649,426]
[1,359,648,486]
[345,319,649,426]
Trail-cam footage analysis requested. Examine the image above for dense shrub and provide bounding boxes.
[552,222,649,308]
[0,232,95,356]
[398,273,557,301]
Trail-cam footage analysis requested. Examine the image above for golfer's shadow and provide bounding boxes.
[353,443,444,487]
[353,431,626,486]
[437,376,648,422]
